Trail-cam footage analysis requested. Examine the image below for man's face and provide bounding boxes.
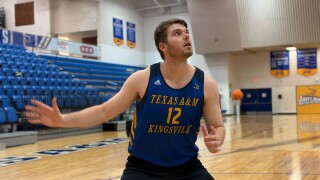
[163,23,193,59]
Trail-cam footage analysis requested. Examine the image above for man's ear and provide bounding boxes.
[159,42,167,52]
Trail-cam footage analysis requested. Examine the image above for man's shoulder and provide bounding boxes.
[203,75,217,88]
[131,66,150,79]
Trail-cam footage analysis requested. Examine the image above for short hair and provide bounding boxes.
[154,18,188,60]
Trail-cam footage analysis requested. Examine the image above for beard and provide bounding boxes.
[167,44,193,59]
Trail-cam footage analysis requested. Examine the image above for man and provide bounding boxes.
[25,18,225,180]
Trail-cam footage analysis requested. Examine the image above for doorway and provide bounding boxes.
[82,36,97,60]
[241,88,272,114]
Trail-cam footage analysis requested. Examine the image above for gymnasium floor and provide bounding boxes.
[0,114,319,180]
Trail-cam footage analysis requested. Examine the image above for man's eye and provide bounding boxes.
[174,32,180,35]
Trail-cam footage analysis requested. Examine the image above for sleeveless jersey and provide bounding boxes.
[128,62,205,167]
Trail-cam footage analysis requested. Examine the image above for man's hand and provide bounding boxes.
[25,97,63,127]
[201,124,221,153]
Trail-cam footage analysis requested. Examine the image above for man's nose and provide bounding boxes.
[184,32,189,40]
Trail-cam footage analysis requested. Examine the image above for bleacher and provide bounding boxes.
[41,54,142,94]
[0,42,143,147]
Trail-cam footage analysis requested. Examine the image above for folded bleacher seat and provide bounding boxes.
[0,95,11,107]
[0,75,9,85]
[0,107,6,123]
[3,85,14,97]
[4,107,18,123]
[8,76,18,85]
[12,95,24,110]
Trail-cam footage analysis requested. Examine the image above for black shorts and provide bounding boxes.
[121,155,214,180]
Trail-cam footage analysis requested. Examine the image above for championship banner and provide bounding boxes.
[297,48,317,77]
[296,85,320,114]
[113,18,123,46]
[270,51,290,78]
[0,28,11,44]
[297,114,320,141]
[25,33,36,47]
[13,31,23,46]
[127,22,136,48]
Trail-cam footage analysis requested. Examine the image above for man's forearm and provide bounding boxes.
[60,104,109,128]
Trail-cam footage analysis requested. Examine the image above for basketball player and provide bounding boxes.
[25,18,225,180]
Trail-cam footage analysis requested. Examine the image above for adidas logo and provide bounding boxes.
[154,79,161,85]
[193,83,199,90]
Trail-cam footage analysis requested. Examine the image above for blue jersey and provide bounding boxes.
[128,62,205,167]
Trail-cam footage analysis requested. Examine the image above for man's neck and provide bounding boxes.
[160,60,194,85]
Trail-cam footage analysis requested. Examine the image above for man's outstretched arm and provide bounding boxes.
[25,71,143,128]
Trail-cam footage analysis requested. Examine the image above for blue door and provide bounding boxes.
[257,88,272,112]
[241,88,272,114]
[241,89,258,112]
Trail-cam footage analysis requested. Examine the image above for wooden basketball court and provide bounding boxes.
[0,114,319,180]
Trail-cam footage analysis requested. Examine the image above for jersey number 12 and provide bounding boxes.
[166,107,181,124]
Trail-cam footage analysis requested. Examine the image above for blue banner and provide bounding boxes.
[13,31,24,46]
[127,22,136,48]
[297,48,317,76]
[0,29,11,44]
[113,18,123,46]
[25,33,36,47]
[270,50,290,78]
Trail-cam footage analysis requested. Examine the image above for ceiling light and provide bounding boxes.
[285,46,296,51]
